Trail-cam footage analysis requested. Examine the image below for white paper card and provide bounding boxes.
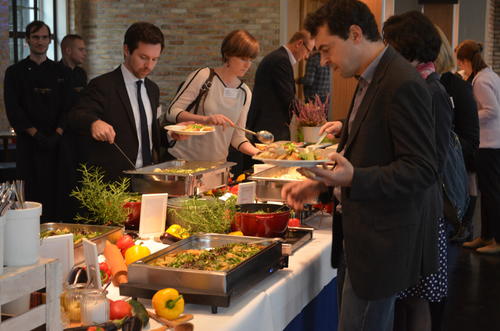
[223,87,238,99]
[83,238,102,289]
[139,193,168,239]
[40,233,74,279]
[237,181,256,204]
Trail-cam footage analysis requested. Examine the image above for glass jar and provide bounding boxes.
[60,284,86,326]
[80,289,109,325]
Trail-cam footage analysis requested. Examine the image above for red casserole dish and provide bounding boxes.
[233,203,290,237]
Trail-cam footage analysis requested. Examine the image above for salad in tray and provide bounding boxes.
[253,141,331,167]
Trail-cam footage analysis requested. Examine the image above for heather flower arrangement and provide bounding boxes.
[292,94,329,127]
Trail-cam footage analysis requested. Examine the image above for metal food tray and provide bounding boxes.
[282,227,314,255]
[124,160,235,195]
[248,166,307,202]
[40,223,123,265]
[122,234,287,313]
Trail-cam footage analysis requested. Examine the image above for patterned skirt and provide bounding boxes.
[398,217,448,302]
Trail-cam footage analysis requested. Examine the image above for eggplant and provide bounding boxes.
[121,316,143,331]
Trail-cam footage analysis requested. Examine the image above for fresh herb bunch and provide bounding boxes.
[70,164,132,226]
[170,196,237,234]
[292,94,329,127]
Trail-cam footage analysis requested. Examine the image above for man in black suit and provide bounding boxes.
[246,30,315,141]
[69,22,173,180]
[282,2,438,330]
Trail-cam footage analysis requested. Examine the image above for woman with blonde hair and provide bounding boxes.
[456,40,500,254]
[435,28,479,243]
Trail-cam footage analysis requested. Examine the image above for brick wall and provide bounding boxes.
[484,0,494,67]
[70,0,281,108]
[0,0,10,130]
[493,0,500,73]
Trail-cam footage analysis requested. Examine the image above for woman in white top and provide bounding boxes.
[165,30,260,161]
[456,40,500,254]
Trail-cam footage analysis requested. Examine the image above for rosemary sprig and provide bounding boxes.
[70,164,132,226]
[169,196,237,234]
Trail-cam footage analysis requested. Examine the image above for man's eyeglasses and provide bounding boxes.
[302,42,312,54]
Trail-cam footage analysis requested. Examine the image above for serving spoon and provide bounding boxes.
[231,124,274,144]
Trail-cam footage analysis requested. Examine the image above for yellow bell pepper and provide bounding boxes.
[166,224,190,240]
[228,231,243,236]
[152,288,185,320]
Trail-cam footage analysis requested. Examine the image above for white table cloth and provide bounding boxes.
[108,214,336,331]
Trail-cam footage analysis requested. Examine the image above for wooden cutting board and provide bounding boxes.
[147,310,194,328]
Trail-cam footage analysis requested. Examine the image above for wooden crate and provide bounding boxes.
[0,258,62,331]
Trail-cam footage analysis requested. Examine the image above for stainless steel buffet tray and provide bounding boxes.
[248,166,307,202]
[40,223,123,265]
[124,160,235,195]
[127,234,283,293]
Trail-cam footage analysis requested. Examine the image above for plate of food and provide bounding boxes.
[164,123,215,135]
[252,141,331,167]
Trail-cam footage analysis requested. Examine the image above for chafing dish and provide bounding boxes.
[124,160,235,196]
[282,227,314,255]
[121,234,288,313]
[248,166,309,202]
[40,223,123,265]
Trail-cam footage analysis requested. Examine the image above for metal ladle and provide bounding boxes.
[231,124,274,144]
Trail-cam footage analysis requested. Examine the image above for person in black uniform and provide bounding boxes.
[56,34,89,220]
[4,21,70,221]
[58,34,88,106]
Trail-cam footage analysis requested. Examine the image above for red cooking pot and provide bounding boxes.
[124,201,141,230]
[233,204,290,237]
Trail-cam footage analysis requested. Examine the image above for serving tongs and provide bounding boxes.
[113,142,137,169]
[304,131,329,150]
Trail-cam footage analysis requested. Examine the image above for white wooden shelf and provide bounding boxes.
[0,258,62,331]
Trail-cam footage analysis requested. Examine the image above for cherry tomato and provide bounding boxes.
[288,218,301,227]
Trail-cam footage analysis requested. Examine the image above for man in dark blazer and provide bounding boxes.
[282,2,439,330]
[246,30,315,141]
[69,22,169,181]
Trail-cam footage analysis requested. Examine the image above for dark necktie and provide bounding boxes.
[136,80,152,166]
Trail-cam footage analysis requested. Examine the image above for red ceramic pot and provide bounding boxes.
[233,204,290,237]
[123,201,141,230]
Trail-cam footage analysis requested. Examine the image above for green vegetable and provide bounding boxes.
[128,299,149,326]
[70,164,134,226]
[169,196,237,234]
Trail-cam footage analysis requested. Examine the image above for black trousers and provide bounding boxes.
[476,148,500,241]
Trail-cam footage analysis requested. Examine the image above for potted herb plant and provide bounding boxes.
[71,164,138,227]
[292,94,329,143]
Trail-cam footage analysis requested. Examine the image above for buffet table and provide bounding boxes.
[107,214,337,331]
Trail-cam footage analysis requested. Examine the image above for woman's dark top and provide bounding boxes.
[440,72,480,171]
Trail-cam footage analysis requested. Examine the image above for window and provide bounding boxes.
[8,0,67,64]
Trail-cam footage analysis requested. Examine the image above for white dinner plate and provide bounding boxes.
[252,157,330,167]
[164,125,215,136]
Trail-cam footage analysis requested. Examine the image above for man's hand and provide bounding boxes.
[281,179,326,211]
[319,121,343,139]
[303,152,354,187]
[91,119,116,144]
[203,114,234,128]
